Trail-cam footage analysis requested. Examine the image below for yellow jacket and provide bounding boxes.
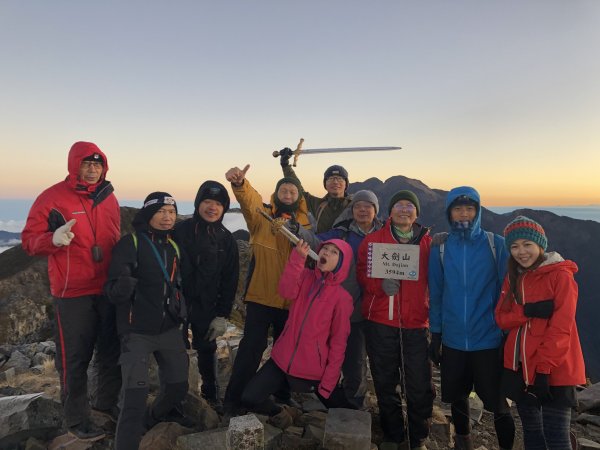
[233,179,311,309]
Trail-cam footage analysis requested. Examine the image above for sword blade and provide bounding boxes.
[301,146,401,155]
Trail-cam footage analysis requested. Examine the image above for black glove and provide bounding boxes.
[279,147,293,167]
[523,299,554,319]
[429,333,442,366]
[528,372,553,404]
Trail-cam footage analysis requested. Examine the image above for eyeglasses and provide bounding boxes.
[80,161,103,170]
[326,176,345,183]
[392,203,416,212]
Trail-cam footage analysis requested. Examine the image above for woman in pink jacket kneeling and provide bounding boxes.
[241,238,355,428]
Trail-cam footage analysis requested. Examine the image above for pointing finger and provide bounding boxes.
[64,219,77,230]
[241,164,250,175]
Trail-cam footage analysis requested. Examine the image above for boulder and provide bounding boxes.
[2,349,31,374]
[227,414,264,449]
[323,408,372,450]
[176,427,228,450]
[579,383,600,412]
[0,393,62,447]
[140,421,193,450]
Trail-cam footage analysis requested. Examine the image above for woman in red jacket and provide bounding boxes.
[241,238,355,428]
[495,216,585,450]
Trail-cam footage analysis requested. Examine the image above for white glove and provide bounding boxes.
[52,219,76,247]
[205,316,227,341]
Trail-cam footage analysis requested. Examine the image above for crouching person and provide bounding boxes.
[105,192,189,450]
[241,239,356,428]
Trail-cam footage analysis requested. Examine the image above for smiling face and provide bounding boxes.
[317,243,341,273]
[149,205,177,230]
[277,183,299,205]
[325,176,346,198]
[390,200,417,231]
[78,160,103,184]
[197,199,224,223]
[510,238,543,268]
[352,201,376,228]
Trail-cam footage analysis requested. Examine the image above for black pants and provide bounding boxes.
[364,322,434,448]
[115,327,189,450]
[341,320,367,408]
[442,346,515,448]
[191,319,218,400]
[241,359,355,415]
[223,302,289,408]
[53,295,121,427]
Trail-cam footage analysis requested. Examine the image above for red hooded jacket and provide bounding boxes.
[495,253,586,386]
[22,142,120,298]
[357,219,431,329]
[271,239,354,399]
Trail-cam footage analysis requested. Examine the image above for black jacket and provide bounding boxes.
[105,227,185,335]
[173,218,239,325]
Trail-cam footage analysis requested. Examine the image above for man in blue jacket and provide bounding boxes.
[428,186,515,450]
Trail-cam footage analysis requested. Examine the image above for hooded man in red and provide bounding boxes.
[22,141,121,440]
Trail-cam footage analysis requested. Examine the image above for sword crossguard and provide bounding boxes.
[292,138,304,167]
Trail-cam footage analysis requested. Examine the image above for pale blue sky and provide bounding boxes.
[1,1,599,205]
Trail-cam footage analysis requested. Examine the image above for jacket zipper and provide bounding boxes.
[287,279,325,373]
[317,341,322,368]
[520,272,530,383]
[463,239,469,350]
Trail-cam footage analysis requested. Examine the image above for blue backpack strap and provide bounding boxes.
[139,233,173,285]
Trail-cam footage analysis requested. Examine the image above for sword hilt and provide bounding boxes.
[272,138,304,167]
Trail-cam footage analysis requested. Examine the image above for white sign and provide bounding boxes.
[366,243,420,280]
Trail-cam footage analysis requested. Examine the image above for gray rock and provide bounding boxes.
[577,413,600,427]
[32,351,51,367]
[280,432,319,449]
[140,421,193,450]
[580,438,600,450]
[0,367,16,385]
[24,436,47,450]
[0,393,62,447]
[303,423,324,442]
[176,428,228,450]
[264,422,283,450]
[180,392,220,431]
[227,414,264,449]
[2,349,31,374]
[323,408,372,450]
[579,383,600,413]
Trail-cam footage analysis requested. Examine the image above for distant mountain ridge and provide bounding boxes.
[1,177,598,381]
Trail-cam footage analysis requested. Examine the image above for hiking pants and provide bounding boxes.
[53,295,121,427]
[341,320,368,409]
[115,327,188,450]
[364,322,434,448]
[191,318,219,401]
[241,358,355,416]
[223,302,289,408]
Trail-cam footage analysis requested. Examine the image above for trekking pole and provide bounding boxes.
[255,208,319,261]
[396,298,412,447]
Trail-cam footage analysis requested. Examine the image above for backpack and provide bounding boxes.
[438,231,496,267]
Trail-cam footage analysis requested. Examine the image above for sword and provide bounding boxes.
[256,208,319,261]
[272,138,401,166]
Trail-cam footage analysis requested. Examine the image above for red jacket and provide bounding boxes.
[357,219,431,329]
[22,142,120,298]
[271,239,353,399]
[495,252,586,386]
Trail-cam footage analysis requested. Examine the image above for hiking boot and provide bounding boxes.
[274,395,303,410]
[454,434,474,450]
[282,404,302,423]
[268,407,293,429]
[68,420,105,441]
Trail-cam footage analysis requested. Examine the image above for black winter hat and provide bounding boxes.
[82,152,104,164]
[194,180,230,214]
[388,190,420,216]
[137,191,178,224]
[323,165,349,190]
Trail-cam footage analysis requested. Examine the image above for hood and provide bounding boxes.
[445,186,481,238]
[193,180,230,223]
[67,141,109,183]
[537,251,578,275]
[315,238,353,285]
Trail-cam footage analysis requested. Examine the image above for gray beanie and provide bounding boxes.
[351,190,379,214]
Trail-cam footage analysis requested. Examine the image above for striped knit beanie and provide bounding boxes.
[503,216,547,251]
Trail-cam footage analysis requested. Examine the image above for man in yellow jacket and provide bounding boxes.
[223,164,312,415]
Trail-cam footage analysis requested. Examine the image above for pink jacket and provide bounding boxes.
[271,239,354,399]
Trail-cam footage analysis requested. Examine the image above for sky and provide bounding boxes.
[1,1,599,207]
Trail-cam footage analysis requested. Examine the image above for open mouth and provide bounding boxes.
[319,256,327,265]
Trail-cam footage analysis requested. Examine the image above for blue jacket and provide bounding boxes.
[428,186,508,351]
